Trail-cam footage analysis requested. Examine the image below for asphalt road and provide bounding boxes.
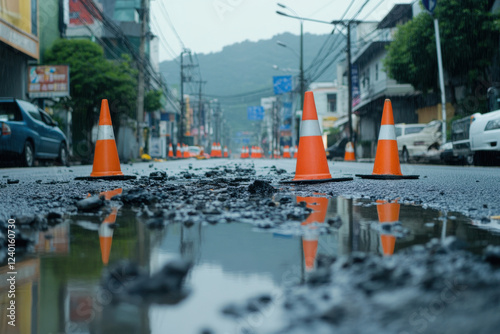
[0,159,499,221]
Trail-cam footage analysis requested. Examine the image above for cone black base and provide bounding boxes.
[356,174,419,180]
[280,177,353,184]
[75,175,137,181]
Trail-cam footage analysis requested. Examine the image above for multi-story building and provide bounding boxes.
[350,4,419,158]
[308,78,348,147]
[0,0,39,98]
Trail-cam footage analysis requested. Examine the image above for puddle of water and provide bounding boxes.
[2,191,500,333]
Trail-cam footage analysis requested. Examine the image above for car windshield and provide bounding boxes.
[395,127,402,137]
[40,110,55,126]
[406,126,424,135]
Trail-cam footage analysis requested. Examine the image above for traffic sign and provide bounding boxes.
[273,75,292,95]
[247,106,265,120]
[422,0,437,13]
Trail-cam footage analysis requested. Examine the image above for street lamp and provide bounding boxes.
[276,41,300,59]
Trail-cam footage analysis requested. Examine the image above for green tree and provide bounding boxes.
[144,89,163,112]
[384,0,498,111]
[44,39,137,160]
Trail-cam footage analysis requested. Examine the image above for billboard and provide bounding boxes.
[28,65,70,98]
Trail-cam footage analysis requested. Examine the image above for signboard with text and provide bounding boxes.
[28,65,70,98]
[351,65,360,107]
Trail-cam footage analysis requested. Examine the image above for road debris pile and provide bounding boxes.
[222,237,500,334]
[100,259,192,305]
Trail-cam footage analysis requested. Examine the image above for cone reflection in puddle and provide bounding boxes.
[98,188,122,265]
[297,195,330,271]
[376,199,400,256]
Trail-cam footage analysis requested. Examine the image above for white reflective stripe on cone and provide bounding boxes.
[378,125,396,141]
[97,125,115,140]
[300,120,321,137]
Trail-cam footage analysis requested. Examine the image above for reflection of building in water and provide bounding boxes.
[0,259,40,334]
[34,221,70,254]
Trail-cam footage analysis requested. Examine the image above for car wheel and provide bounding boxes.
[58,143,69,166]
[401,148,410,163]
[22,141,34,167]
[466,154,474,166]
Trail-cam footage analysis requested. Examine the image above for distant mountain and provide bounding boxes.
[159,32,345,134]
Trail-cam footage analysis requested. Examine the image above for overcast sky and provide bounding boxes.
[150,0,415,61]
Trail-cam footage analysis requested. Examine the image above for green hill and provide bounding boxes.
[159,32,345,135]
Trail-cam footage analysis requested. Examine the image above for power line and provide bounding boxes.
[350,0,372,20]
[157,0,185,50]
[359,0,385,21]
[303,0,354,76]
[150,17,180,63]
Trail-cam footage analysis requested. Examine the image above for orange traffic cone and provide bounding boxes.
[168,143,174,158]
[76,100,135,180]
[183,144,190,158]
[344,142,355,161]
[357,100,419,179]
[376,200,400,256]
[176,143,182,158]
[282,92,352,184]
[223,146,228,158]
[293,145,298,158]
[217,143,222,157]
[99,207,118,265]
[210,143,217,158]
[283,145,291,158]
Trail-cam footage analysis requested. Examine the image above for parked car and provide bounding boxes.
[395,123,426,137]
[0,98,68,167]
[397,120,442,163]
[470,109,500,165]
[440,141,462,165]
[326,137,348,160]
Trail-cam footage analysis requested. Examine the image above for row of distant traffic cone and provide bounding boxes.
[240,146,264,159]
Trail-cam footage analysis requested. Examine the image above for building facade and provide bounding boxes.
[0,0,39,99]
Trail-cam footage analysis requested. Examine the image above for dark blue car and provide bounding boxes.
[0,98,68,167]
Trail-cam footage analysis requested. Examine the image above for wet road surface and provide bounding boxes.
[1,159,500,333]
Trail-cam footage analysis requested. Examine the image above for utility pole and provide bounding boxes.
[179,49,195,145]
[299,19,304,145]
[137,0,149,154]
[194,80,207,146]
[346,22,353,144]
